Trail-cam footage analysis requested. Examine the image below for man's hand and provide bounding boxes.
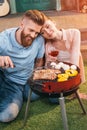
[0,56,14,68]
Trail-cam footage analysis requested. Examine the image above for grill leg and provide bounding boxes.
[23,88,32,127]
[59,93,69,130]
[75,91,87,114]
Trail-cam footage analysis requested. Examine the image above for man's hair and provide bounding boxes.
[23,10,47,25]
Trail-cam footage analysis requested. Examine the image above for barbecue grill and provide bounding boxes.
[23,62,87,130]
[28,62,81,97]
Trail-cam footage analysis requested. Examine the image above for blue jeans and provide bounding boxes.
[0,70,58,122]
[23,84,59,104]
[0,71,39,122]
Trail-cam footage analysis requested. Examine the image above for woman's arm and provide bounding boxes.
[70,29,81,66]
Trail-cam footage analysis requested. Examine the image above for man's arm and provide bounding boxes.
[34,58,44,68]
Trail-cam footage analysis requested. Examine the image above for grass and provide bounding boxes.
[0,61,87,130]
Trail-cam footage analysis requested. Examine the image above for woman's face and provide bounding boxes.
[41,20,58,40]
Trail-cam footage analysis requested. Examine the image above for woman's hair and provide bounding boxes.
[22,10,48,26]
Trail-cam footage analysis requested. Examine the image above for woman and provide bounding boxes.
[41,18,86,103]
[41,19,85,83]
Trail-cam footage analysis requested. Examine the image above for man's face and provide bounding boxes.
[20,19,42,47]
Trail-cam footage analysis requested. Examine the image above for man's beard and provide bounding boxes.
[21,30,34,47]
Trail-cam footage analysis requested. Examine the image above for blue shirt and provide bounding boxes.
[0,28,45,85]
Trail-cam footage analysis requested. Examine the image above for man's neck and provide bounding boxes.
[15,28,22,45]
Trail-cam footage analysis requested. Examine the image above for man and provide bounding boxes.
[0,10,46,122]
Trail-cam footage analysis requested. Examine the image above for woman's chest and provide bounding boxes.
[52,41,68,51]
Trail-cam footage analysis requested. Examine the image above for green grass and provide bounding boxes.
[0,61,87,130]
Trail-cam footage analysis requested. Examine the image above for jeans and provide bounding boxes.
[24,84,59,104]
[0,70,58,122]
[0,71,39,122]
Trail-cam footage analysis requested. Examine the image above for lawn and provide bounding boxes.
[0,61,87,130]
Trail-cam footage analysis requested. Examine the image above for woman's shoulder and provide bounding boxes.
[64,28,80,34]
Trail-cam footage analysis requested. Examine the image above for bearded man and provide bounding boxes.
[0,10,46,122]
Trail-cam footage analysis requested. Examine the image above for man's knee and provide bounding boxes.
[0,103,19,122]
